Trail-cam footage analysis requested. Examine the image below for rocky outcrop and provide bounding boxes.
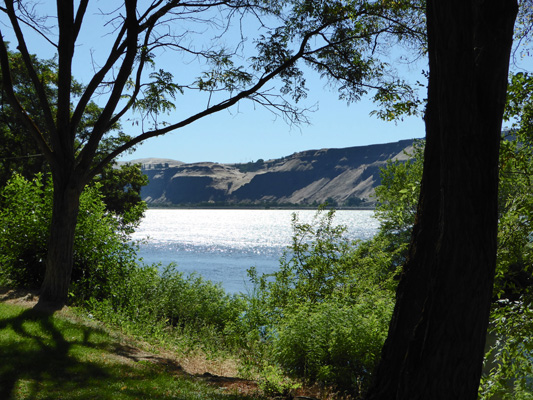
[133,139,416,207]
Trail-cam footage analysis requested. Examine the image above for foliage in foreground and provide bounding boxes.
[0,302,258,400]
[0,174,140,303]
[65,205,397,397]
[372,129,533,397]
[87,263,244,347]
[238,208,398,396]
[2,116,532,398]
[478,72,533,400]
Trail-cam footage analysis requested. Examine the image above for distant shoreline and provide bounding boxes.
[145,204,376,211]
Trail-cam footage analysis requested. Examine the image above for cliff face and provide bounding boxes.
[134,139,415,207]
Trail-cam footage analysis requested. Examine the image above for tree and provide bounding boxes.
[0,48,147,228]
[365,1,518,398]
[0,0,422,308]
[371,130,533,397]
[93,162,148,231]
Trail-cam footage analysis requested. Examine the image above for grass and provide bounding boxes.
[0,302,262,400]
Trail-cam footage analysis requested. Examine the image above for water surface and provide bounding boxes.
[132,209,379,293]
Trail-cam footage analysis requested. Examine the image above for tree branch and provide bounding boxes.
[0,35,53,160]
[77,0,140,175]
[0,3,57,48]
[3,0,56,139]
[56,0,76,157]
[73,0,89,43]
[69,17,129,132]
[91,22,327,177]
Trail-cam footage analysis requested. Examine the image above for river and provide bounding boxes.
[131,209,379,293]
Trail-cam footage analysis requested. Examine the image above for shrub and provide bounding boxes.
[0,174,49,288]
[0,173,244,351]
[0,173,139,303]
[239,207,396,394]
[87,263,246,344]
[273,297,392,395]
[480,300,533,400]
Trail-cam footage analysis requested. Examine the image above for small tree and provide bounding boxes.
[0,0,423,308]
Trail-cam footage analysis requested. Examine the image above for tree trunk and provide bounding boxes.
[37,171,83,310]
[365,1,517,399]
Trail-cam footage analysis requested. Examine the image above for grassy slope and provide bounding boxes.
[0,302,261,400]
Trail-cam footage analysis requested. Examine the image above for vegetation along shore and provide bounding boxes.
[2,132,532,399]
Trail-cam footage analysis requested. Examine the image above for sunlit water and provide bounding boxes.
[132,209,379,293]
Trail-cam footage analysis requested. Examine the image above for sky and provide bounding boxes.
[119,81,427,165]
[113,5,428,165]
[0,2,426,165]
[4,2,533,165]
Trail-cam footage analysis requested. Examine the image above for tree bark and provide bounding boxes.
[37,170,83,309]
[365,1,517,399]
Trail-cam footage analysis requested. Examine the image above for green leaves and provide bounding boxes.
[273,298,392,394]
[481,300,533,399]
[132,69,182,128]
[93,162,148,232]
[197,51,253,94]
[374,139,422,255]
[242,207,397,393]
[0,174,139,303]
[371,81,422,121]
[0,173,49,288]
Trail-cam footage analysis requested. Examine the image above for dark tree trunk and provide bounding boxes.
[365,1,517,399]
[37,170,83,310]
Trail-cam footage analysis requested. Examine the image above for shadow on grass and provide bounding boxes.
[0,305,262,400]
[0,306,113,399]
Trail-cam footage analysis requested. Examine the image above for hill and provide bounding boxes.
[131,139,417,207]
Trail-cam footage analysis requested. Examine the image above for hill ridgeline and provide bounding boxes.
[130,139,416,207]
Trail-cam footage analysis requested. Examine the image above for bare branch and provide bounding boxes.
[0,2,57,48]
[70,15,129,132]
[77,0,141,174]
[73,0,89,43]
[56,0,76,154]
[107,21,158,129]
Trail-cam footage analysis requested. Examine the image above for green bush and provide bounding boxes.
[238,207,397,394]
[87,263,246,344]
[0,174,49,288]
[0,173,245,352]
[480,300,533,400]
[0,173,139,303]
[273,297,392,395]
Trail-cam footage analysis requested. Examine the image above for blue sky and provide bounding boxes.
[0,2,430,165]
[3,3,532,165]
[112,19,428,164]
[17,2,533,165]
[119,79,427,164]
